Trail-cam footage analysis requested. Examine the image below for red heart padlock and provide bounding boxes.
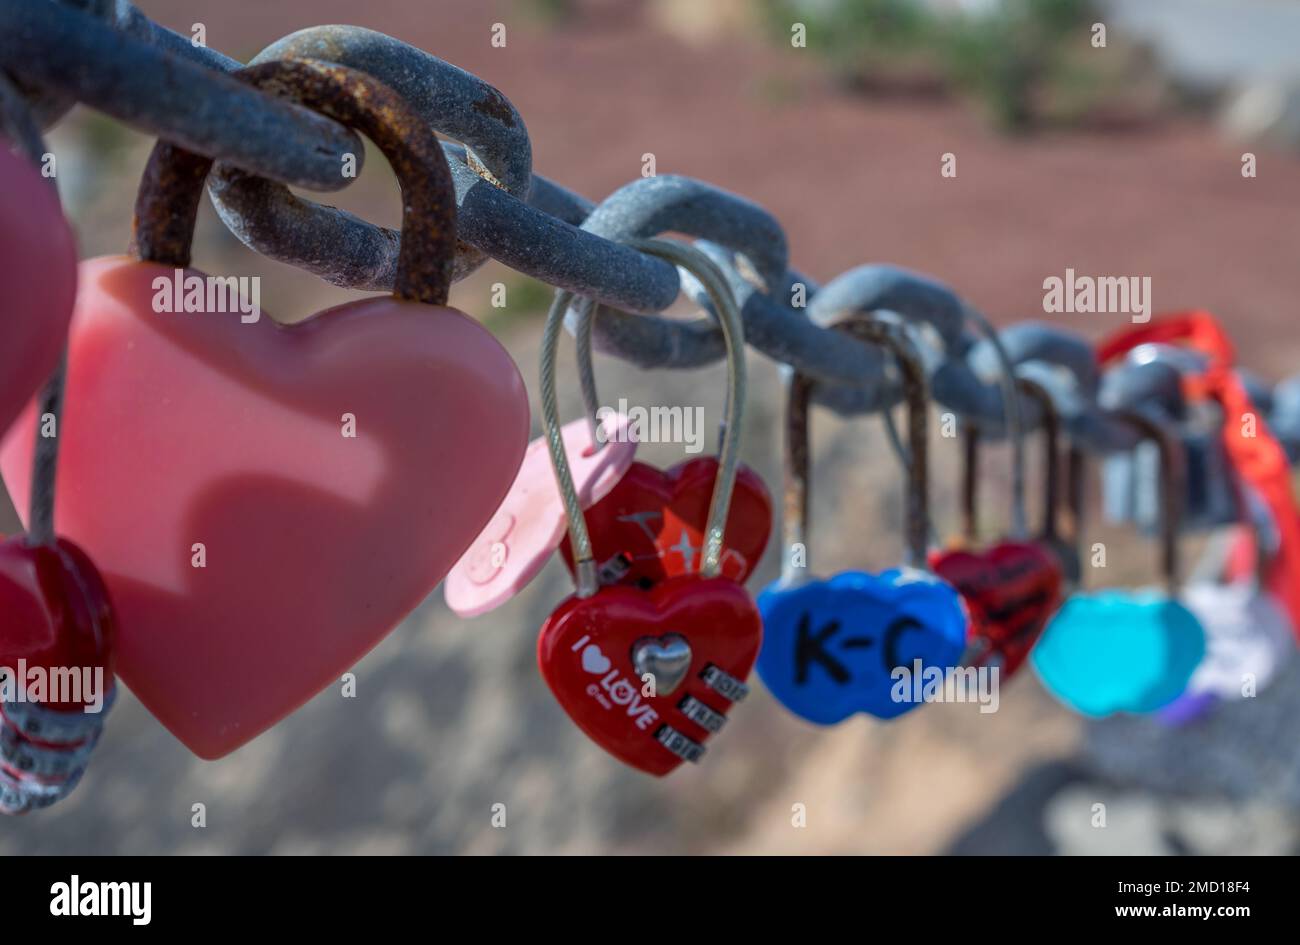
[0,532,117,816]
[538,239,763,775]
[559,457,771,587]
[929,541,1061,676]
[0,142,77,436]
[0,536,115,709]
[0,62,529,759]
[929,339,1062,676]
[538,575,761,776]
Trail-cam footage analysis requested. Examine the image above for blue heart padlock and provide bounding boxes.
[759,569,967,722]
[757,315,967,723]
[1034,409,1206,716]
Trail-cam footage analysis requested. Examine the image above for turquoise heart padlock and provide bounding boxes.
[756,314,968,724]
[1032,410,1206,717]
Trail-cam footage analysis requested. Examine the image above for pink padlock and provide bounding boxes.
[1,61,529,759]
[445,417,635,616]
[445,301,636,617]
[0,141,77,436]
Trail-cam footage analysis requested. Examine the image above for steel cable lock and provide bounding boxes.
[536,239,763,776]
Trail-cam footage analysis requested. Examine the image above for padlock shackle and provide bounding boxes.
[131,59,458,306]
[568,290,723,459]
[950,309,1028,543]
[1114,409,1186,595]
[782,313,930,582]
[889,310,1028,545]
[1066,443,1087,556]
[541,239,747,596]
[570,297,606,454]
[1014,376,1061,542]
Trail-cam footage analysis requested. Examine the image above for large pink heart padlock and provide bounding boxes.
[444,414,635,617]
[1,61,529,759]
[0,143,77,435]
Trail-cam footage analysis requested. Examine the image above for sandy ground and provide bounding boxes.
[3,0,1299,854]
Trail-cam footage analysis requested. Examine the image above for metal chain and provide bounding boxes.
[2,0,1297,467]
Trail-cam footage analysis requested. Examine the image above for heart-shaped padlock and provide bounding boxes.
[0,533,117,815]
[0,534,114,710]
[556,289,772,589]
[1,385,119,814]
[931,367,1065,677]
[0,136,77,437]
[559,457,772,588]
[444,301,637,617]
[757,314,967,724]
[538,239,762,775]
[1,61,530,759]
[1033,410,1206,716]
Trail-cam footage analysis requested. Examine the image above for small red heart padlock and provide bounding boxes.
[559,457,772,588]
[0,533,118,816]
[1,375,119,813]
[555,294,772,589]
[537,239,763,776]
[1,61,530,759]
[0,535,115,712]
[928,326,1063,677]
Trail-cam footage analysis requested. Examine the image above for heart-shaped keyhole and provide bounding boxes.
[631,634,692,695]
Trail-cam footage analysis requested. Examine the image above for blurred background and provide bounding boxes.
[3,0,1300,854]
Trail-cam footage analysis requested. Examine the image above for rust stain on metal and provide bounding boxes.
[130,58,458,305]
[831,314,931,567]
[1016,377,1060,541]
[132,142,216,267]
[783,371,813,560]
[781,312,931,568]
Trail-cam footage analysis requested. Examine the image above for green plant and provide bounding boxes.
[939,0,1098,132]
[514,0,578,28]
[760,0,942,86]
[759,0,1107,132]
